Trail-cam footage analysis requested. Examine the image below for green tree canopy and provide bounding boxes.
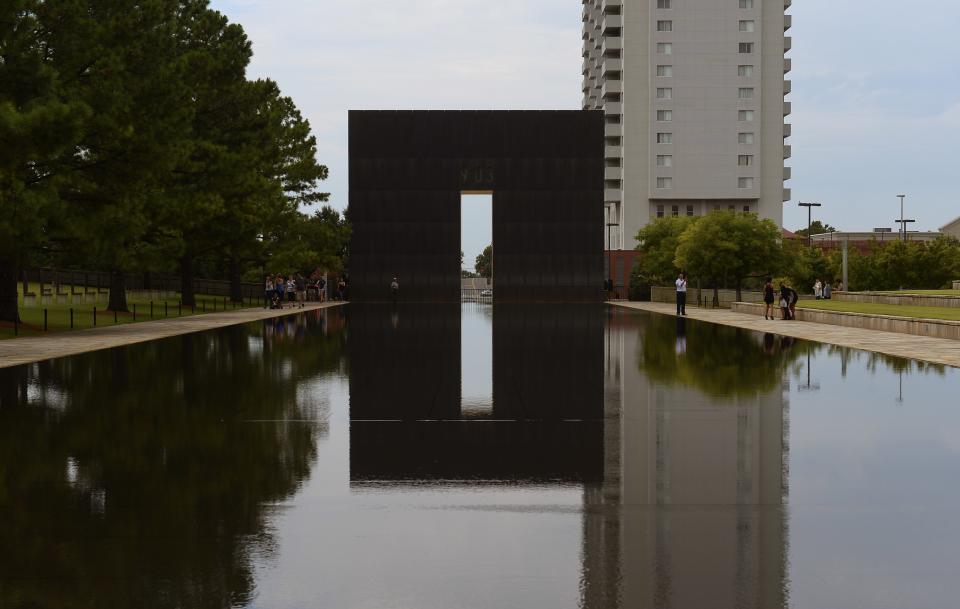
[795,220,836,238]
[675,211,783,303]
[634,216,698,285]
[475,244,492,278]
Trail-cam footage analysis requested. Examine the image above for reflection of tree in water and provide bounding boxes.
[0,310,346,608]
[636,316,817,400]
[823,344,947,377]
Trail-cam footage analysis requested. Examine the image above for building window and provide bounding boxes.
[739,20,755,32]
[671,205,680,217]
[656,155,673,167]
[743,205,751,213]
[738,65,754,77]
[657,42,673,54]
[738,132,755,144]
[656,87,673,99]
[729,205,736,211]
[738,177,754,189]
[658,0,672,8]
[738,110,755,122]
[657,177,673,189]
[656,204,665,217]
[739,0,754,8]
[686,205,695,216]
[738,154,754,166]
[738,87,754,99]
[739,42,754,53]
[656,20,673,32]
[657,132,673,144]
[656,65,673,77]
[657,109,673,121]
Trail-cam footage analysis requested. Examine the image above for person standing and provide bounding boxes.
[823,280,832,300]
[264,275,274,309]
[295,274,306,308]
[286,277,296,304]
[675,272,687,316]
[779,282,793,320]
[390,276,399,304]
[763,277,776,320]
[274,274,285,308]
[814,279,823,300]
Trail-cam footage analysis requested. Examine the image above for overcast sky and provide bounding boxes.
[211,0,960,261]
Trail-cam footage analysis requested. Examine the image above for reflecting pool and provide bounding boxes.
[0,304,958,608]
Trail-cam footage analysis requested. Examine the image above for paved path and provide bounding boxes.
[0,303,345,369]
[612,301,960,369]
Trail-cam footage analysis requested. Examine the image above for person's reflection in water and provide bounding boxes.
[763,332,775,355]
[675,317,687,355]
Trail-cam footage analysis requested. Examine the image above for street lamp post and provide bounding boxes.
[897,194,906,241]
[606,222,619,297]
[798,201,822,247]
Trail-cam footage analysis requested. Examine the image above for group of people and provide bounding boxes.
[264,274,309,309]
[763,279,799,320]
[812,279,841,300]
[675,273,848,322]
[263,273,350,309]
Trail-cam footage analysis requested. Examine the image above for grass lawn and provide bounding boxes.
[797,299,960,321]
[871,290,960,296]
[2,282,261,339]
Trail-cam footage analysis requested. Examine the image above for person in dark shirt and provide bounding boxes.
[763,277,775,320]
[779,283,798,320]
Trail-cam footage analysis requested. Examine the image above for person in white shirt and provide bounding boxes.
[675,272,688,316]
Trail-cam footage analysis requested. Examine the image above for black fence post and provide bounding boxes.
[93,306,97,326]
[13,313,18,336]
[70,308,74,329]
[133,304,137,321]
[113,309,117,324]
[178,302,181,316]
[165,301,168,317]
[150,301,153,318]
[44,309,48,332]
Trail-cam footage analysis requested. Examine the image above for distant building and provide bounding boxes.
[941,216,960,239]
[810,229,943,253]
[582,0,792,255]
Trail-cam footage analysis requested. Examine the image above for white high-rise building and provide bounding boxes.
[583,0,792,251]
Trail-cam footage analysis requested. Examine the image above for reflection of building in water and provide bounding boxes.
[584,310,789,609]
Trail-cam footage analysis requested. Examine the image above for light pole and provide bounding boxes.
[606,222,619,296]
[895,218,916,242]
[897,194,906,241]
[798,201,822,247]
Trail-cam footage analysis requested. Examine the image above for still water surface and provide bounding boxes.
[1,304,958,608]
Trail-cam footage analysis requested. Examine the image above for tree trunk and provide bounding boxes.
[108,269,129,312]
[180,254,195,306]
[0,261,20,323]
[712,283,720,308]
[735,277,743,303]
[229,253,243,303]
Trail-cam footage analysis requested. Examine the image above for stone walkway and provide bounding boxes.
[612,301,960,369]
[0,302,345,369]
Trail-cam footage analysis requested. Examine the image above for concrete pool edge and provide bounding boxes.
[0,302,346,369]
[611,301,960,369]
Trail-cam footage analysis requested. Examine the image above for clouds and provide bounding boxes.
[211,0,960,233]
[210,0,581,218]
